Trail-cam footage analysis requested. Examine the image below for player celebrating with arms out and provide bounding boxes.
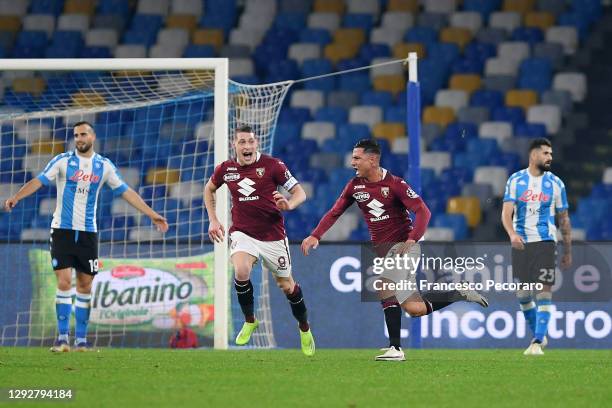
[302,139,488,361]
[204,125,315,356]
[4,121,169,352]
[502,138,572,355]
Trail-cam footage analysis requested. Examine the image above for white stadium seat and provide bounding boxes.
[435,89,468,112]
[424,0,457,14]
[85,28,119,48]
[308,12,340,31]
[370,27,404,48]
[553,72,587,102]
[114,44,147,58]
[137,0,170,16]
[497,42,530,65]
[57,13,90,34]
[349,106,383,130]
[474,166,508,197]
[229,58,255,77]
[291,90,325,115]
[288,43,321,66]
[23,15,55,38]
[546,26,578,55]
[450,11,482,33]
[381,12,414,31]
[170,0,203,17]
[527,104,561,134]
[424,227,455,241]
[489,11,521,33]
[301,121,336,145]
[421,152,451,175]
[479,121,513,145]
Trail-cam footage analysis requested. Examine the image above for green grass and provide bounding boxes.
[1,348,610,407]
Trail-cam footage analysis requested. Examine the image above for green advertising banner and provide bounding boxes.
[28,249,217,342]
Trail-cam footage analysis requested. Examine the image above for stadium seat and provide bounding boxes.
[457,106,490,125]
[372,74,405,96]
[370,57,402,78]
[168,182,204,207]
[533,42,564,68]
[417,12,448,31]
[347,0,379,16]
[114,44,146,58]
[313,0,344,14]
[145,168,180,185]
[370,27,404,49]
[387,0,418,12]
[229,28,265,51]
[479,121,513,145]
[424,227,455,241]
[447,196,482,227]
[450,74,482,94]
[503,0,535,15]
[474,166,508,196]
[228,58,254,77]
[421,151,451,175]
[435,89,468,112]
[462,183,495,209]
[31,139,63,155]
[192,29,224,50]
[291,90,324,115]
[483,74,516,92]
[490,11,521,32]
[440,27,472,50]
[373,123,405,142]
[171,0,203,17]
[450,11,483,33]
[166,14,198,33]
[546,26,577,54]
[289,43,321,66]
[302,121,336,146]
[308,12,340,32]
[349,106,383,130]
[497,41,530,64]
[57,13,90,34]
[602,168,612,185]
[12,77,46,96]
[553,72,587,102]
[23,15,55,38]
[327,90,359,109]
[381,11,414,31]
[65,0,96,15]
[526,104,561,134]
[423,106,456,128]
[505,89,538,111]
[434,214,468,240]
[393,42,426,59]
[525,11,555,30]
[324,43,358,64]
[85,28,118,48]
[137,0,169,15]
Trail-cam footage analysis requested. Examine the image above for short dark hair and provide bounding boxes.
[529,137,552,152]
[236,124,254,134]
[73,121,94,130]
[354,138,381,155]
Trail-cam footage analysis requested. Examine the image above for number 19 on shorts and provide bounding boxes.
[88,259,99,273]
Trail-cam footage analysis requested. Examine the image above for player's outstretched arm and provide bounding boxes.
[204,179,225,243]
[274,184,306,211]
[501,201,524,250]
[121,188,168,233]
[3,178,43,211]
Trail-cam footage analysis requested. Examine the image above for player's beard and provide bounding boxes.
[537,161,551,172]
[76,142,93,154]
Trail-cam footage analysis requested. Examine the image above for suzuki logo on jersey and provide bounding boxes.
[237,178,259,201]
[70,169,101,183]
[367,199,388,221]
[353,192,370,202]
[518,189,550,203]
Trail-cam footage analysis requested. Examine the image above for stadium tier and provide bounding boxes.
[0,0,610,243]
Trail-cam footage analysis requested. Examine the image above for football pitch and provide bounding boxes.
[1,348,610,407]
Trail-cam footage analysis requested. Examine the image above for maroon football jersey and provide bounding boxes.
[211,153,298,241]
[312,169,426,246]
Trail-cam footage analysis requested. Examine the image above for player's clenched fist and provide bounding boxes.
[301,235,319,256]
[4,197,18,212]
[273,191,291,211]
[208,220,225,243]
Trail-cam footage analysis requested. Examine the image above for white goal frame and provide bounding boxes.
[0,58,231,349]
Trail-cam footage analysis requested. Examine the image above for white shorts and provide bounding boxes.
[379,242,421,304]
[229,231,292,278]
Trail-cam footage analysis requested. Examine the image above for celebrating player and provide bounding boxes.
[4,121,169,352]
[502,138,572,355]
[204,125,315,356]
[301,139,488,361]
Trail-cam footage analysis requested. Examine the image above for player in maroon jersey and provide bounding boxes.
[204,125,315,356]
[301,139,487,361]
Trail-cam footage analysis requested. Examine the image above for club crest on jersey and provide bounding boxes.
[256,167,265,177]
[223,173,240,182]
[381,187,389,198]
[353,191,370,202]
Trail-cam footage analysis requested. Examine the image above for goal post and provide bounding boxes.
[0,58,294,350]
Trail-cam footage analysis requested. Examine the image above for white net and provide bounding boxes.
[0,67,292,349]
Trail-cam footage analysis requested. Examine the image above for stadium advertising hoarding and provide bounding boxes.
[1,243,610,349]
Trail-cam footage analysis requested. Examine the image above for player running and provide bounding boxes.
[204,125,315,356]
[502,138,572,355]
[301,139,488,361]
[4,121,169,352]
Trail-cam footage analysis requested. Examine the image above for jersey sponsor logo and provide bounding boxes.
[227,167,237,171]
[381,187,389,198]
[353,191,370,202]
[237,177,259,201]
[75,187,91,195]
[69,169,101,183]
[518,189,550,203]
[353,184,365,189]
[406,187,419,198]
[367,199,386,219]
[256,167,265,178]
[223,173,240,182]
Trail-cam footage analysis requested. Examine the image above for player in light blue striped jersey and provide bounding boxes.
[501,138,572,355]
[4,121,169,352]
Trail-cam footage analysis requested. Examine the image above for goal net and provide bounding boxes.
[0,59,291,349]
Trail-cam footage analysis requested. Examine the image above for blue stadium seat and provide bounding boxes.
[278,107,311,127]
[440,167,473,185]
[434,214,468,240]
[453,151,487,172]
[488,152,521,172]
[452,58,484,74]
[314,107,348,125]
[274,12,307,31]
[299,28,332,45]
[338,72,371,93]
[467,138,498,157]
[514,123,547,138]
[405,27,438,46]
[343,14,374,32]
[360,91,393,108]
[511,27,544,46]
[428,42,460,66]
[384,106,405,122]
[80,46,112,58]
[359,43,391,62]
[518,58,552,93]
[471,90,504,109]
[200,12,236,32]
[184,45,216,58]
[320,138,355,154]
[492,106,524,126]
[465,42,496,64]
[338,123,371,144]
[463,0,501,19]
[30,0,64,16]
[97,0,130,16]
